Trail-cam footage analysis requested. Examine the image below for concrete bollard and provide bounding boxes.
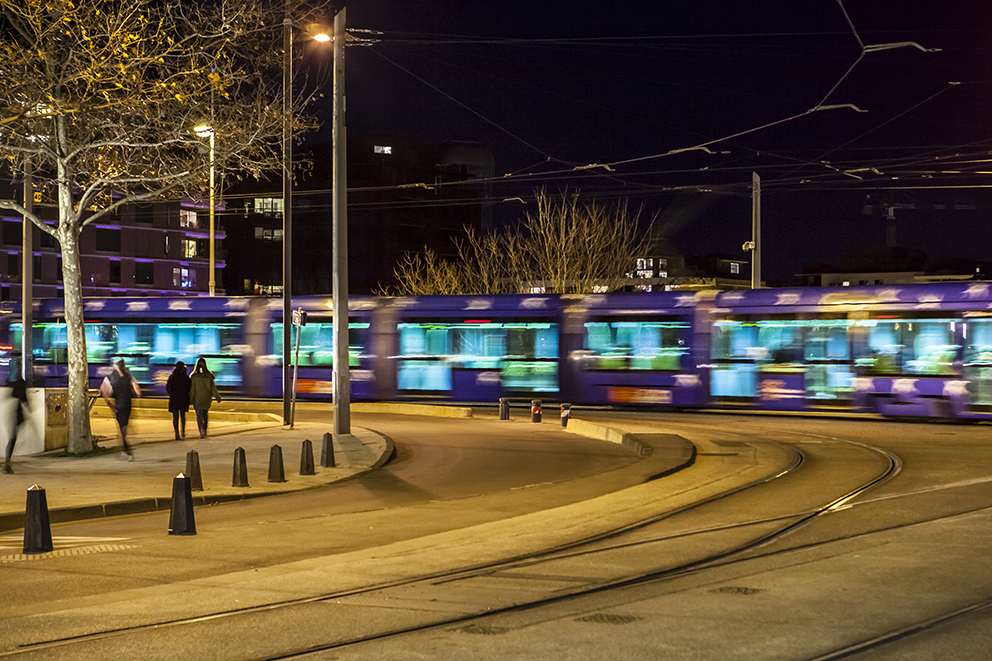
[300,439,316,475]
[268,444,286,483]
[321,432,336,468]
[168,473,197,536]
[232,447,249,487]
[23,485,53,554]
[560,403,571,427]
[499,397,510,420]
[531,399,542,423]
[185,449,203,491]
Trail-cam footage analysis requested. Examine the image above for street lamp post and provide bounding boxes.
[194,125,216,296]
[282,9,330,426]
[21,156,33,386]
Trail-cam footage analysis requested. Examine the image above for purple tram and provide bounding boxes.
[1,281,991,421]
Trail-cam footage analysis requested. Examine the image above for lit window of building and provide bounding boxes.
[254,198,284,215]
[730,262,740,275]
[183,239,197,258]
[173,267,196,288]
[374,145,392,154]
[180,209,198,228]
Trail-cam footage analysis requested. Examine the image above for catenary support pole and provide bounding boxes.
[282,0,293,425]
[332,7,351,437]
[751,171,761,289]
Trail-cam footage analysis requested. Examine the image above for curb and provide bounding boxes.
[0,435,396,534]
[90,408,282,424]
[352,402,473,418]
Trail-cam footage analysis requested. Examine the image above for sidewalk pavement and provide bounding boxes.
[0,408,392,533]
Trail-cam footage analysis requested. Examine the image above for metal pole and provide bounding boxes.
[291,313,301,428]
[22,156,33,386]
[282,3,293,425]
[208,132,215,296]
[751,172,761,289]
[332,8,351,436]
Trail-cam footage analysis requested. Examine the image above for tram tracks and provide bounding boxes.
[5,425,908,660]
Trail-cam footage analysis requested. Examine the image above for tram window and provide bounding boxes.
[584,319,688,370]
[964,319,992,406]
[397,321,559,391]
[269,321,367,368]
[859,317,960,376]
[711,318,855,400]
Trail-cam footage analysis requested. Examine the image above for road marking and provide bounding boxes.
[0,535,137,562]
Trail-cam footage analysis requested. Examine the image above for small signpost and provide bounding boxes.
[290,308,307,428]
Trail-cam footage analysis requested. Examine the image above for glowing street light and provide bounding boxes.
[282,15,331,424]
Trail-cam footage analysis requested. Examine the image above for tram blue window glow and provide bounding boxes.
[269,322,368,367]
[397,321,559,392]
[712,319,855,400]
[965,319,992,405]
[584,320,688,371]
[862,318,959,376]
[710,364,756,397]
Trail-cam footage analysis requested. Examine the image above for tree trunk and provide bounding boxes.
[59,217,93,453]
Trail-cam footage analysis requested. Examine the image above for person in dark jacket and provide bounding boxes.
[4,371,28,474]
[166,361,191,440]
[100,359,141,459]
[189,357,221,438]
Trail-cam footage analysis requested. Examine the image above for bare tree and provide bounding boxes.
[0,0,323,451]
[388,190,653,295]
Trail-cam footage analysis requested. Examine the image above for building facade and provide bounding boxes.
[0,197,224,300]
[223,137,489,296]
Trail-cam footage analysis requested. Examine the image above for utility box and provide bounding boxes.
[43,388,68,451]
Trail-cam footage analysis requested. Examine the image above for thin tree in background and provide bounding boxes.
[387,190,653,295]
[0,0,324,451]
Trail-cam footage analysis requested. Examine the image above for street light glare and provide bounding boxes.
[313,32,331,42]
[194,124,213,136]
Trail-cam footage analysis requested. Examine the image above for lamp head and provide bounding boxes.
[306,23,331,42]
[193,124,213,137]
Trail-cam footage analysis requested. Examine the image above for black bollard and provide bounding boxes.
[321,432,336,468]
[185,449,203,491]
[168,473,196,536]
[232,447,249,487]
[23,485,53,554]
[531,399,542,423]
[560,403,572,427]
[499,397,510,420]
[300,439,316,475]
[268,444,286,483]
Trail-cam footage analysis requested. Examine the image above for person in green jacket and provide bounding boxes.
[189,357,221,438]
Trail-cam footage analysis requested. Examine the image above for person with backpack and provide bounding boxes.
[100,359,141,459]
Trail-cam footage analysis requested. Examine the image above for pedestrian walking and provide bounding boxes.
[100,359,141,459]
[166,361,191,440]
[190,357,221,438]
[3,371,29,474]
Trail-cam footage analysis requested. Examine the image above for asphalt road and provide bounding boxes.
[0,410,646,631]
[3,408,992,660]
[328,411,992,661]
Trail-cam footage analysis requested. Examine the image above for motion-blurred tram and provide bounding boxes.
[3,280,992,420]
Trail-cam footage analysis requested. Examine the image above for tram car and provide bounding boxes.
[1,280,991,421]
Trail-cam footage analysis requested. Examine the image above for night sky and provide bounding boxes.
[316,1,992,283]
